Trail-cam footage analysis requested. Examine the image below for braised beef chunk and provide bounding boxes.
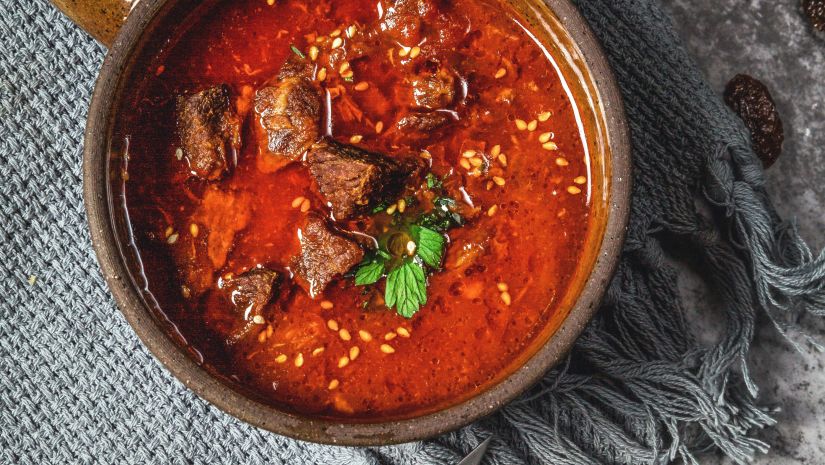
[307,138,417,219]
[381,0,437,42]
[255,73,321,162]
[222,268,279,315]
[411,69,456,109]
[397,111,455,132]
[177,85,241,180]
[292,215,364,297]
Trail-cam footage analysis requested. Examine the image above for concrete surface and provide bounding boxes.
[661,1,825,463]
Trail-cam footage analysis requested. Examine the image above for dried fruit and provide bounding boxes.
[803,0,825,32]
[723,74,784,168]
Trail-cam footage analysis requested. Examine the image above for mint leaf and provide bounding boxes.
[385,259,427,318]
[355,259,385,285]
[410,225,444,268]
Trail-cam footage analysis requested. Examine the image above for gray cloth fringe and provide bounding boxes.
[1,0,823,464]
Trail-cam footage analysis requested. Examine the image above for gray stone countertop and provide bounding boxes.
[660,1,825,463]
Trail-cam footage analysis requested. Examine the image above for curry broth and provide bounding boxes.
[118,0,595,419]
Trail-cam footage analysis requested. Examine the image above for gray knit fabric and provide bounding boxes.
[2,0,824,464]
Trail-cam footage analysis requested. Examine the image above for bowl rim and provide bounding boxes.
[83,0,631,446]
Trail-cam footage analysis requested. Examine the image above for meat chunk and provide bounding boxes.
[307,138,418,219]
[381,0,436,42]
[397,111,456,132]
[254,71,321,167]
[410,69,456,109]
[292,215,364,298]
[222,268,279,316]
[177,85,242,180]
[193,186,252,270]
[212,268,279,345]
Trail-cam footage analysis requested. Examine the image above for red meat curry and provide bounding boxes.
[117,0,596,419]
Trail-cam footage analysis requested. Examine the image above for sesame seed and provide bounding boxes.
[500,291,512,306]
[409,46,421,59]
[339,328,352,341]
[462,149,477,158]
[459,158,471,170]
[165,226,174,238]
[527,120,538,131]
[308,46,319,61]
[515,119,528,130]
[174,148,183,160]
[386,203,397,215]
[189,223,199,237]
[341,70,354,79]
[375,121,384,134]
[317,68,327,82]
[397,198,407,213]
[487,205,498,217]
[384,332,397,341]
[266,325,274,337]
[470,157,483,167]
[331,37,343,48]
[267,0,274,5]
[349,134,363,144]
[398,47,410,57]
[257,331,267,343]
[498,154,508,166]
[338,356,350,368]
[405,240,416,255]
[328,379,340,390]
[539,132,553,143]
[556,157,569,167]
[167,233,179,244]
[275,354,288,363]
[574,176,587,185]
[358,330,373,342]
[252,315,265,325]
[538,111,552,122]
[294,353,304,367]
[320,300,334,309]
[354,81,369,91]
[492,176,506,186]
[312,347,325,356]
[339,62,350,75]
[543,142,558,151]
[300,198,311,212]
[420,150,432,159]
[181,285,191,298]
[380,344,396,354]
[349,346,360,360]
[497,282,509,292]
[291,196,305,208]
[486,181,494,190]
[347,25,357,37]
[27,275,37,286]
[495,68,507,79]
[567,186,582,195]
[327,319,339,331]
[490,144,501,157]
[397,327,410,338]
[330,29,342,37]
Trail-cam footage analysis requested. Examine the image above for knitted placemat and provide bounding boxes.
[2,0,823,464]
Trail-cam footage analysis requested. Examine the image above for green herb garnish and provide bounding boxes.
[385,259,427,318]
[290,45,306,59]
[354,172,464,318]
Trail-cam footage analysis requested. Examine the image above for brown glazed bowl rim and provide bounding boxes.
[84,0,631,446]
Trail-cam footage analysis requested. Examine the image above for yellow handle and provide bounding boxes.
[50,0,135,47]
